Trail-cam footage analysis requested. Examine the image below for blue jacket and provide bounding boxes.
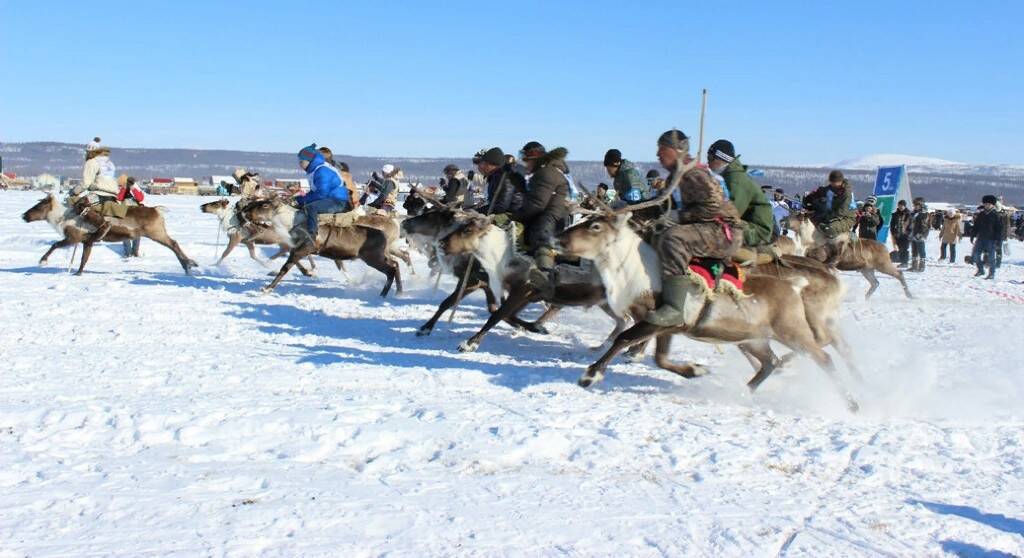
[297,153,349,204]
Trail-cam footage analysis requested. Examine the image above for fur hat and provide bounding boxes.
[707,139,735,163]
[298,144,318,162]
[472,148,487,164]
[232,168,248,181]
[913,196,926,205]
[983,194,998,204]
[828,170,844,182]
[865,195,877,206]
[657,129,689,151]
[603,149,622,167]
[443,164,459,174]
[382,164,396,175]
[646,169,660,180]
[482,147,505,167]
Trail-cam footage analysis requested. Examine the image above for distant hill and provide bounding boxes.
[2,142,1022,205]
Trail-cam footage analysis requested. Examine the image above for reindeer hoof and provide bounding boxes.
[527,324,550,335]
[625,349,645,363]
[73,271,83,276]
[39,259,48,266]
[690,365,709,378]
[416,327,432,337]
[578,370,603,388]
[458,340,479,353]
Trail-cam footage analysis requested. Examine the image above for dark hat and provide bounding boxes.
[339,162,350,172]
[657,129,689,150]
[913,196,925,204]
[603,149,623,166]
[983,194,998,204]
[318,146,333,158]
[707,139,735,163]
[520,141,546,160]
[298,143,318,162]
[828,170,844,182]
[775,188,784,194]
[596,182,609,190]
[443,164,459,173]
[482,147,505,166]
[472,148,487,164]
[761,184,773,190]
[645,169,660,180]
[897,199,907,206]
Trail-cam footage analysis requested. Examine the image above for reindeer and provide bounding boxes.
[200,198,314,270]
[789,212,912,299]
[240,198,400,296]
[561,172,859,411]
[439,212,628,354]
[22,193,197,275]
[402,206,558,337]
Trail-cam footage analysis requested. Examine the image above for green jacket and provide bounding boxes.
[612,160,648,203]
[805,180,857,234]
[721,157,774,246]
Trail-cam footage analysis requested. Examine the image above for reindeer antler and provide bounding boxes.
[416,188,453,209]
[575,181,614,214]
[612,158,696,214]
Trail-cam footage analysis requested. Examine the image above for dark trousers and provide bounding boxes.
[654,222,742,277]
[911,239,926,260]
[303,199,350,232]
[973,240,997,277]
[895,234,910,264]
[940,242,956,263]
[995,242,1003,268]
[524,213,562,254]
[122,238,141,257]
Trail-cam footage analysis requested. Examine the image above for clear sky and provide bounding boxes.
[2,1,1021,165]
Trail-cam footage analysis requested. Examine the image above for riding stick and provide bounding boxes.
[67,244,77,274]
[697,89,708,164]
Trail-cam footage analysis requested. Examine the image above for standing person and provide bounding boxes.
[645,130,742,327]
[706,139,774,252]
[603,148,647,205]
[294,144,351,247]
[441,164,469,207]
[995,200,1013,268]
[890,199,913,268]
[367,165,399,213]
[909,197,931,272]
[939,209,962,264]
[972,195,1003,279]
[475,147,525,217]
[117,176,145,257]
[802,170,857,264]
[511,141,570,276]
[857,197,882,240]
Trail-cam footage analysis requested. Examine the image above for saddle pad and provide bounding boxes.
[319,212,359,228]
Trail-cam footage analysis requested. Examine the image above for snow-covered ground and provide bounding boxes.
[1,191,1022,557]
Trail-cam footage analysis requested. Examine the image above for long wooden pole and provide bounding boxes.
[697,89,708,163]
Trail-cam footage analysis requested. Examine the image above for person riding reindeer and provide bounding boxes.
[511,141,571,287]
[802,169,857,265]
[71,143,122,233]
[645,130,743,328]
[474,147,525,218]
[705,139,774,262]
[295,143,352,249]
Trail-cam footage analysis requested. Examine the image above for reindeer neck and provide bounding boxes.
[472,225,515,295]
[591,228,661,316]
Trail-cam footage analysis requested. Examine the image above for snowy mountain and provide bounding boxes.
[833,153,1024,176]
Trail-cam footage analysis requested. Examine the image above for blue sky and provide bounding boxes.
[2,1,1021,165]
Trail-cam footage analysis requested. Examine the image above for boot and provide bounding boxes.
[645,275,699,328]
[918,258,926,272]
[909,257,921,272]
[974,269,985,277]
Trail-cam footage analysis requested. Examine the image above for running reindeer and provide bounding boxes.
[560,165,860,411]
[23,193,197,275]
[240,198,401,296]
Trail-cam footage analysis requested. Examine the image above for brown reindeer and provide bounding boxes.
[241,199,400,296]
[23,194,197,275]
[560,179,859,410]
[790,212,912,299]
[200,198,315,272]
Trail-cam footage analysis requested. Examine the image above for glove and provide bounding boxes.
[492,213,511,228]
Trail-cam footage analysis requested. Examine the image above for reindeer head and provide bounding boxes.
[558,213,632,259]
[199,198,231,214]
[240,198,279,226]
[439,214,492,256]
[401,207,459,238]
[22,194,56,223]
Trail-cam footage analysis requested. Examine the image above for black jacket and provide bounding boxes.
[890,208,911,237]
[972,209,1005,242]
[514,147,570,223]
[368,178,396,209]
[484,164,526,215]
[442,175,468,207]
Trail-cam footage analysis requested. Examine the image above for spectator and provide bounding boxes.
[972,195,1003,279]
[939,209,962,264]
[890,199,912,268]
[856,197,882,240]
[909,197,931,272]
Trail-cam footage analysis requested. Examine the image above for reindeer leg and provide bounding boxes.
[361,251,398,297]
[581,321,663,388]
[418,282,481,336]
[75,240,95,275]
[740,340,781,392]
[593,304,629,352]
[393,248,415,276]
[879,263,914,299]
[218,234,243,265]
[40,237,75,265]
[509,304,559,334]
[483,285,498,313]
[774,322,859,412]
[860,269,880,300]
[146,229,197,274]
[458,285,534,353]
[654,334,707,379]
[264,247,311,292]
